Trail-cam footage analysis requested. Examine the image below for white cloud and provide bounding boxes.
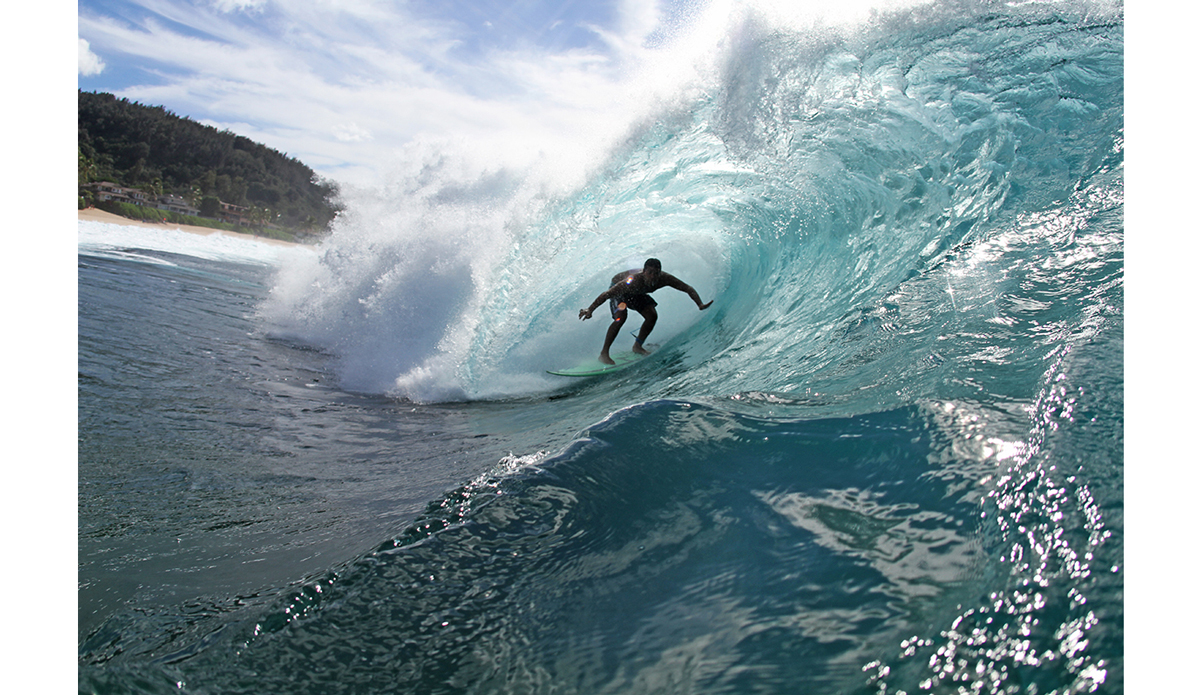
[76,0,703,185]
[210,0,267,12]
[333,123,374,143]
[78,38,105,76]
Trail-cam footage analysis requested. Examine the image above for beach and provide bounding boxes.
[77,207,307,248]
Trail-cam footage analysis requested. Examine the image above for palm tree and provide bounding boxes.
[78,147,98,186]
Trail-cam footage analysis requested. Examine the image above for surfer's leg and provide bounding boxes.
[599,320,622,364]
[633,306,657,355]
[600,297,629,365]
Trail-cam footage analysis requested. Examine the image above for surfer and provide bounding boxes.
[578,258,713,365]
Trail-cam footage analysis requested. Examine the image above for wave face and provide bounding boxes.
[81,2,1123,694]
[262,0,1122,410]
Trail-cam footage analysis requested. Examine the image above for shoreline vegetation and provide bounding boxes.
[78,90,343,245]
[91,197,304,244]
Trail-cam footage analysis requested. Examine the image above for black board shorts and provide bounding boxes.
[610,293,657,321]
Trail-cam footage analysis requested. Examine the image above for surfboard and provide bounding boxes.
[547,351,646,377]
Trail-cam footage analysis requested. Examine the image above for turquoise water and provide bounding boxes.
[79,2,1122,693]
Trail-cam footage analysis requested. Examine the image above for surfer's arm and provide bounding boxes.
[579,286,618,320]
[664,274,713,310]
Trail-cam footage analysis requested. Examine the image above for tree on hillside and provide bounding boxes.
[78,90,342,231]
[199,196,221,218]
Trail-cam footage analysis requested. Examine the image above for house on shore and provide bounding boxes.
[84,182,203,217]
[157,193,201,217]
[81,183,294,233]
[217,201,250,227]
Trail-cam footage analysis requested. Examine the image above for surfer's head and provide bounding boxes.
[643,258,662,281]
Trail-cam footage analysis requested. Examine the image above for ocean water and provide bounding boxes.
[78,1,1123,693]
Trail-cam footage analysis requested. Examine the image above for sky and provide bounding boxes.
[76,0,711,187]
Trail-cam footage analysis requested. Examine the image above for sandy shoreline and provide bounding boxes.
[78,208,309,248]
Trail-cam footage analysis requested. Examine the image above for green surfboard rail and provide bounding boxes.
[547,351,646,377]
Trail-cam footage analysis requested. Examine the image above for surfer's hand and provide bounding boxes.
[579,308,593,320]
[699,300,713,310]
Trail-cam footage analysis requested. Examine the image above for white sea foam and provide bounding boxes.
[77,219,316,267]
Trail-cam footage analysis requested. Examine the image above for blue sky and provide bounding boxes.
[76,0,711,186]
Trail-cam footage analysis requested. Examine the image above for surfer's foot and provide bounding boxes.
[599,353,616,365]
[633,344,651,356]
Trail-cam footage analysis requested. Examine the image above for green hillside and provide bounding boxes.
[78,90,341,235]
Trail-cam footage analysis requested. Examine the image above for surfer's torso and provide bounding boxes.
[608,269,683,298]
